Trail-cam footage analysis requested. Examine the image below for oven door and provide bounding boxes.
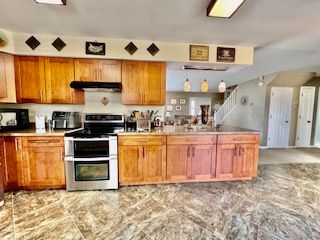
[65,136,117,158]
[65,156,118,191]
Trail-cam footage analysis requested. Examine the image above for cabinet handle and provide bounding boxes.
[100,69,102,81]
[15,138,21,151]
[40,90,43,102]
[187,146,190,157]
[192,147,195,157]
[142,147,145,158]
[234,146,238,156]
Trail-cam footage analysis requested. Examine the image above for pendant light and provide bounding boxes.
[218,80,226,93]
[184,78,191,92]
[201,79,209,92]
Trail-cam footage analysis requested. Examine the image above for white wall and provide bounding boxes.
[0,92,164,122]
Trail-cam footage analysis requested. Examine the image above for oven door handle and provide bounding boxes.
[70,137,117,141]
[64,156,117,162]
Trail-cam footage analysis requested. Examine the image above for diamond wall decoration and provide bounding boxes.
[125,42,138,55]
[52,37,66,51]
[147,43,159,56]
[25,36,40,50]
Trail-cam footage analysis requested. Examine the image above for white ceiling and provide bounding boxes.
[1,0,320,91]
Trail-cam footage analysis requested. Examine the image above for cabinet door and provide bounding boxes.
[14,56,46,103]
[23,138,65,188]
[121,61,143,104]
[0,55,7,99]
[74,58,98,81]
[236,144,258,178]
[167,145,191,181]
[0,138,5,189]
[216,144,237,179]
[45,57,83,104]
[0,53,16,103]
[191,145,216,180]
[143,145,166,182]
[119,145,143,184]
[99,60,121,83]
[2,137,21,190]
[144,62,166,105]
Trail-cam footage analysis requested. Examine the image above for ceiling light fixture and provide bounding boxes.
[258,76,265,87]
[184,79,191,92]
[201,79,209,92]
[207,0,245,18]
[34,0,66,5]
[218,80,226,93]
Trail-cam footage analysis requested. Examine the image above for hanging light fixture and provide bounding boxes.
[184,78,191,92]
[218,80,226,93]
[201,79,209,92]
[258,76,265,87]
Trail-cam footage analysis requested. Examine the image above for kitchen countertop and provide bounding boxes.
[118,125,260,136]
[0,128,78,137]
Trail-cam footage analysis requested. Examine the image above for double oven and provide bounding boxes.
[64,114,124,191]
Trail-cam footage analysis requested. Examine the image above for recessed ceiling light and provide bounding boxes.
[34,0,66,5]
[207,0,245,18]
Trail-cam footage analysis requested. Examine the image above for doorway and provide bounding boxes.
[267,87,293,148]
[295,86,316,147]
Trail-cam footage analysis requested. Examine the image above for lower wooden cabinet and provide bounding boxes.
[167,144,216,181]
[119,136,166,185]
[1,136,65,191]
[216,143,259,179]
[21,137,65,188]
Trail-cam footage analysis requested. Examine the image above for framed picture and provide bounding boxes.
[179,98,186,105]
[176,106,182,111]
[166,105,173,111]
[86,41,106,55]
[170,98,177,105]
[190,45,209,61]
[217,47,235,62]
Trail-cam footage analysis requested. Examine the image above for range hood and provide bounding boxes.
[70,81,122,92]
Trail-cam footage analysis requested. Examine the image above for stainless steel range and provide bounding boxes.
[64,113,124,191]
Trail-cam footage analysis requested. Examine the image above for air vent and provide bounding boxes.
[182,65,229,71]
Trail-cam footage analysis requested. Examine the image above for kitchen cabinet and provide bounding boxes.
[1,137,21,191]
[167,135,216,181]
[15,56,84,104]
[15,56,46,103]
[75,58,121,83]
[0,52,16,103]
[21,137,65,188]
[216,135,259,179]
[118,136,166,185]
[122,60,166,105]
[45,57,84,104]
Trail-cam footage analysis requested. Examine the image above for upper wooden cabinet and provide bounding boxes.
[15,56,46,103]
[15,56,84,104]
[0,52,16,103]
[122,60,166,105]
[74,59,121,83]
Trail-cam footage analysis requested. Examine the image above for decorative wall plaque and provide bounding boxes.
[189,45,209,61]
[147,43,159,56]
[217,47,236,62]
[125,42,138,55]
[52,37,66,51]
[86,41,105,55]
[25,36,40,50]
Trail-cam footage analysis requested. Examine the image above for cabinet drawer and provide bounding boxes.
[217,134,259,144]
[167,135,217,145]
[119,136,166,146]
[23,137,64,147]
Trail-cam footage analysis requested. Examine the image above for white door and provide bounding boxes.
[295,86,316,147]
[267,87,293,148]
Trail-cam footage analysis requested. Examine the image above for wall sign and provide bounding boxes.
[217,47,236,62]
[86,41,105,55]
[189,45,209,61]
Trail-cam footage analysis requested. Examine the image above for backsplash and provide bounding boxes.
[0,92,165,122]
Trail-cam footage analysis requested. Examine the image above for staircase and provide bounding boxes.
[214,87,238,126]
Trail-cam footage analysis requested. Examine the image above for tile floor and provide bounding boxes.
[1,164,320,240]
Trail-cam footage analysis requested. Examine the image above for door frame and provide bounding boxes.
[314,88,320,148]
